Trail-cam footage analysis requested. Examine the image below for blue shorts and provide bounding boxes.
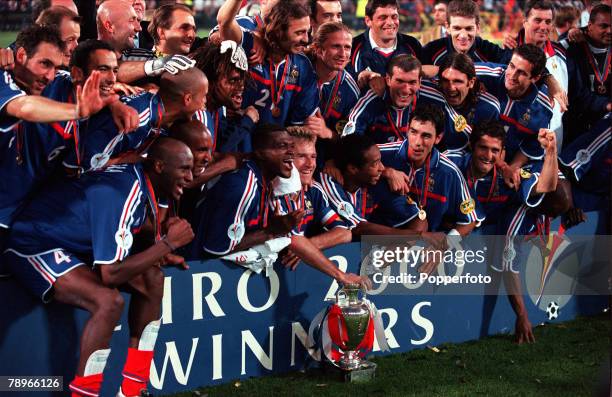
[3,248,86,302]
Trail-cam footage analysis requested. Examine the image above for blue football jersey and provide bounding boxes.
[420,80,500,153]
[6,163,154,264]
[189,160,270,257]
[559,113,611,196]
[377,142,485,231]
[422,36,509,66]
[0,72,77,228]
[317,172,379,227]
[347,30,423,79]
[270,182,351,236]
[0,70,26,135]
[475,63,553,161]
[63,92,166,172]
[318,70,360,133]
[241,31,319,126]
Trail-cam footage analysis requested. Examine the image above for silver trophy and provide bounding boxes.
[335,284,376,380]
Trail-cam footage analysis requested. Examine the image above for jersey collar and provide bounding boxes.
[400,143,441,170]
[368,29,398,53]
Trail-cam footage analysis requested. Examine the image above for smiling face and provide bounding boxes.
[159,9,196,55]
[259,131,295,178]
[59,17,80,66]
[386,66,421,108]
[504,53,538,98]
[316,29,352,71]
[439,67,475,107]
[524,8,553,47]
[110,4,141,50]
[365,5,399,46]
[354,145,385,186]
[407,118,441,167]
[471,134,503,177]
[280,16,311,55]
[188,130,213,177]
[15,42,63,95]
[312,1,342,33]
[448,15,478,53]
[293,138,317,185]
[86,49,118,98]
[588,11,612,47]
[159,145,194,200]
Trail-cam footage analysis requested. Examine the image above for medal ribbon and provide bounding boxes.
[583,43,611,89]
[269,55,291,111]
[361,187,368,217]
[143,173,161,242]
[467,165,497,203]
[321,70,343,119]
[14,122,23,165]
[408,153,431,210]
[67,91,81,167]
[259,175,271,228]
[384,96,416,140]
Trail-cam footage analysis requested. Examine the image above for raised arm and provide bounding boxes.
[216,0,244,44]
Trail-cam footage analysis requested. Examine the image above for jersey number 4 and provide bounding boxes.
[54,250,72,264]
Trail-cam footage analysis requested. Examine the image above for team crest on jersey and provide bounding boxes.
[520,110,531,126]
[428,177,435,192]
[337,201,354,218]
[287,67,299,84]
[91,153,110,170]
[520,168,532,179]
[342,121,355,136]
[459,198,475,215]
[332,95,341,108]
[336,120,348,134]
[575,149,591,165]
[305,198,313,210]
[115,228,133,250]
[227,222,245,242]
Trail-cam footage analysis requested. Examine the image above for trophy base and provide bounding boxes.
[326,360,377,383]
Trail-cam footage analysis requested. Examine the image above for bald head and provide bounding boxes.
[159,67,208,117]
[148,137,192,165]
[160,67,207,98]
[169,119,212,143]
[97,0,140,52]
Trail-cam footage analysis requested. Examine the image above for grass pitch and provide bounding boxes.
[164,313,610,397]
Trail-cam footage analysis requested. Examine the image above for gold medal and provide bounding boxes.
[459,199,475,215]
[418,209,427,220]
[454,115,467,132]
[335,120,347,134]
[597,84,607,94]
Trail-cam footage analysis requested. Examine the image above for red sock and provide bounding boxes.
[121,347,155,396]
[69,373,104,397]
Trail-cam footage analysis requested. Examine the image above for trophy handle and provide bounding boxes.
[335,289,347,304]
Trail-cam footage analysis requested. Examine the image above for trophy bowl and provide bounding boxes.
[337,284,371,371]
